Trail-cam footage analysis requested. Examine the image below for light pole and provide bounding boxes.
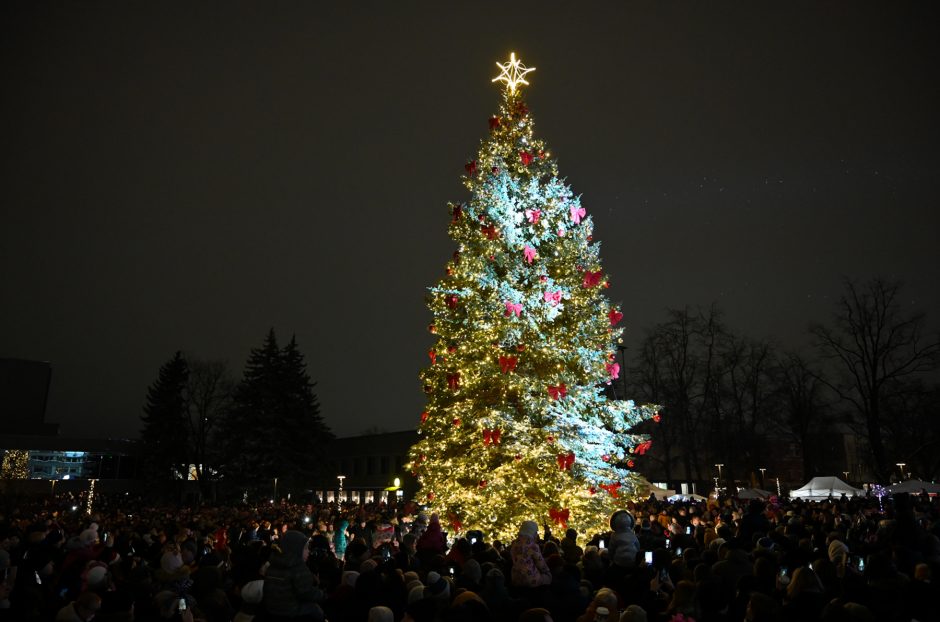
[337,474,346,503]
[273,477,278,502]
[843,471,850,482]
[715,464,724,494]
[896,463,906,480]
[758,467,766,488]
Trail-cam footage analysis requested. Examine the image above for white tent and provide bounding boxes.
[790,476,865,500]
[888,479,940,495]
[667,493,707,502]
[737,488,773,500]
[646,483,677,500]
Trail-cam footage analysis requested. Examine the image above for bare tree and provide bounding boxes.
[772,353,832,480]
[630,306,725,484]
[185,358,234,487]
[810,278,940,481]
[713,335,776,488]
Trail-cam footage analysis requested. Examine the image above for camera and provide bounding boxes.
[178,598,187,612]
[644,551,653,564]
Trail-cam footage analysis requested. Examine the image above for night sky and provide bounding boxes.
[3,3,938,440]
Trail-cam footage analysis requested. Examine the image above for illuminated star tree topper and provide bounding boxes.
[492,52,535,94]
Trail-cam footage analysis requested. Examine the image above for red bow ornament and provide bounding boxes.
[481,224,499,240]
[608,309,623,326]
[547,383,567,400]
[523,245,537,264]
[446,294,458,309]
[488,115,501,130]
[428,349,437,365]
[570,206,586,224]
[451,204,463,222]
[556,451,575,471]
[520,151,534,166]
[599,482,622,498]
[465,160,477,175]
[504,301,523,317]
[499,355,518,373]
[483,428,502,446]
[549,507,570,529]
[543,290,562,306]
[447,373,461,390]
[634,440,653,455]
[582,270,604,288]
[606,362,620,379]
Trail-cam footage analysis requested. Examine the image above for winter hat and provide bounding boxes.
[360,558,378,574]
[424,571,450,599]
[80,527,99,547]
[85,564,109,589]
[342,571,360,588]
[828,539,849,564]
[842,602,876,622]
[610,510,635,532]
[519,520,539,538]
[463,559,482,584]
[408,584,426,604]
[161,551,184,574]
[620,604,648,622]
[485,568,505,585]
[404,571,420,584]
[240,579,264,604]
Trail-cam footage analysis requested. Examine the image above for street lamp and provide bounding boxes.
[337,474,346,502]
[843,471,850,482]
[896,463,906,480]
[758,467,766,488]
[715,463,724,493]
[273,477,278,502]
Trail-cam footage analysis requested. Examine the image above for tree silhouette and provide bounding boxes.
[811,278,940,481]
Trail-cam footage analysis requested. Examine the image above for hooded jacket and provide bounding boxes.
[263,530,324,618]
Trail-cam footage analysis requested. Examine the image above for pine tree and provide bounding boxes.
[220,329,332,492]
[221,329,283,483]
[280,336,334,486]
[409,54,659,540]
[140,351,190,481]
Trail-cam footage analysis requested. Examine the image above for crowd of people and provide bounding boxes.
[0,487,937,622]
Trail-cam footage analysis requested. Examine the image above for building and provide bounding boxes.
[316,430,418,503]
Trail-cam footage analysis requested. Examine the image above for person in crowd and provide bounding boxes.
[263,530,324,621]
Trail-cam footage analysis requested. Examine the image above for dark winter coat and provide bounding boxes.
[263,530,324,620]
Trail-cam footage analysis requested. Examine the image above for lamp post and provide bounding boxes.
[273,477,278,503]
[896,463,906,480]
[715,464,724,494]
[758,467,766,488]
[337,474,346,503]
[843,471,850,482]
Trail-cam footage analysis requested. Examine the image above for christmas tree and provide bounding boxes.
[409,54,660,541]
